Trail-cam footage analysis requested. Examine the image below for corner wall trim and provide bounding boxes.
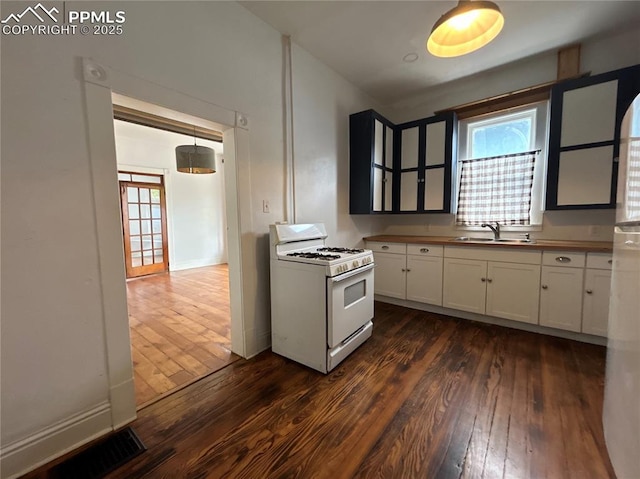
[0,402,112,479]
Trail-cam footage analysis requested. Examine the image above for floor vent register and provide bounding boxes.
[51,427,146,479]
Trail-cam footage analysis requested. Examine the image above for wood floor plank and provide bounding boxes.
[23,302,615,479]
[127,264,239,408]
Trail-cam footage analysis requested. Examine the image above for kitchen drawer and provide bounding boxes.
[586,252,613,270]
[407,244,443,257]
[542,251,585,268]
[366,241,406,254]
[445,246,541,265]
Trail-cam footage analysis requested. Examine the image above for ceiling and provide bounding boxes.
[240,1,640,105]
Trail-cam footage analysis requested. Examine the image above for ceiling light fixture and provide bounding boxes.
[175,127,216,174]
[427,0,504,58]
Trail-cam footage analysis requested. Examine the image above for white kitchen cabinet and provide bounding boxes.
[582,253,613,337]
[539,251,586,333]
[443,257,541,322]
[371,251,406,299]
[486,262,541,324]
[406,245,443,306]
[368,242,443,306]
[443,258,486,314]
[443,247,542,323]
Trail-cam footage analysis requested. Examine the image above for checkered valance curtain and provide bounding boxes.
[456,151,537,226]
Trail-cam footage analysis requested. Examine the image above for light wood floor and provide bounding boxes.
[126,264,239,408]
[23,302,615,479]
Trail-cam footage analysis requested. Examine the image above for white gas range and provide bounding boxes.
[269,223,374,373]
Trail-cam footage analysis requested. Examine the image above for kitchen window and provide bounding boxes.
[456,101,549,227]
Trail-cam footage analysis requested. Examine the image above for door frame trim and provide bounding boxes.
[82,57,248,429]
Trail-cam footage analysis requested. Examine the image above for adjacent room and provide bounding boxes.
[112,101,239,408]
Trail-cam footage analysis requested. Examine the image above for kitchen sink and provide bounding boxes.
[494,238,536,244]
[451,237,495,242]
[451,236,535,244]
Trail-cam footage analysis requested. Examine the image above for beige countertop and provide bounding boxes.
[363,235,613,253]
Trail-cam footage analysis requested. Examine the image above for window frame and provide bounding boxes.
[455,100,550,230]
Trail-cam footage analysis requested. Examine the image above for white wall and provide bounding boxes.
[291,43,384,247]
[0,2,380,476]
[114,120,227,270]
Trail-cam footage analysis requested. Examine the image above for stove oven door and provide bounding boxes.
[327,263,374,348]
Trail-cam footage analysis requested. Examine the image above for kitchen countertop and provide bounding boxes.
[363,235,613,253]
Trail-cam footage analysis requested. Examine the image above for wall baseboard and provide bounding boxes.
[0,402,113,479]
[109,378,137,429]
[375,295,607,346]
[170,256,227,272]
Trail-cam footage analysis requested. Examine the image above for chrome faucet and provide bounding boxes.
[481,222,501,240]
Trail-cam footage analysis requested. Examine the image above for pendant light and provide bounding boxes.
[427,0,504,58]
[175,127,216,174]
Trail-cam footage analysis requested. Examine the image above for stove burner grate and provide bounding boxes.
[287,252,341,260]
[317,247,365,254]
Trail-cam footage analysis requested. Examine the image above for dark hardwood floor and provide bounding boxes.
[23,302,615,479]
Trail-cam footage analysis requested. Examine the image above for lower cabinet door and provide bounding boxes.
[443,258,487,314]
[582,268,611,336]
[485,262,541,324]
[406,255,443,306]
[372,252,406,299]
[539,266,584,332]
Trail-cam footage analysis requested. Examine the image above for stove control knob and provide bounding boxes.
[353,260,359,268]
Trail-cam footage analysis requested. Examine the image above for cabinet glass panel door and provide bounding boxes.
[557,146,614,205]
[373,167,383,212]
[424,168,444,211]
[561,80,617,147]
[385,126,394,168]
[401,127,420,169]
[425,121,446,166]
[374,120,384,166]
[400,171,418,211]
[384,172,393,211]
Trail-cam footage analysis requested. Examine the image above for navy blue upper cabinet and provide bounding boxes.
[349,110,456,215]
[349,110,395,214]
[546,64,640,210]
[397,113,456,213]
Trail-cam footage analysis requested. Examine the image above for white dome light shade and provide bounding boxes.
[427,0,504,58]
[175,145,216,174]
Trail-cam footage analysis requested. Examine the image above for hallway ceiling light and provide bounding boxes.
[176,128,216,174]
[427,0,504,58]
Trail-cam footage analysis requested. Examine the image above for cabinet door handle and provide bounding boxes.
[608,259,613,265]
[487,278,493,283]
[481,278,486,282]
[555,256,571,263]
[542,284,548,289]
[420,248,429,253]
[586,289,593,294]
[382,177,388,182]
[406,269,411,272]
[381,245,389,250]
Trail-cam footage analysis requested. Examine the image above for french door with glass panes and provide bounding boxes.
[119,173,169,278]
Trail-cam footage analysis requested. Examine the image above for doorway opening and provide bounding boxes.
[112,97,240,409]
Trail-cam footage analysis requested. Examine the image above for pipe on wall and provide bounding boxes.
[282,34,296,224]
